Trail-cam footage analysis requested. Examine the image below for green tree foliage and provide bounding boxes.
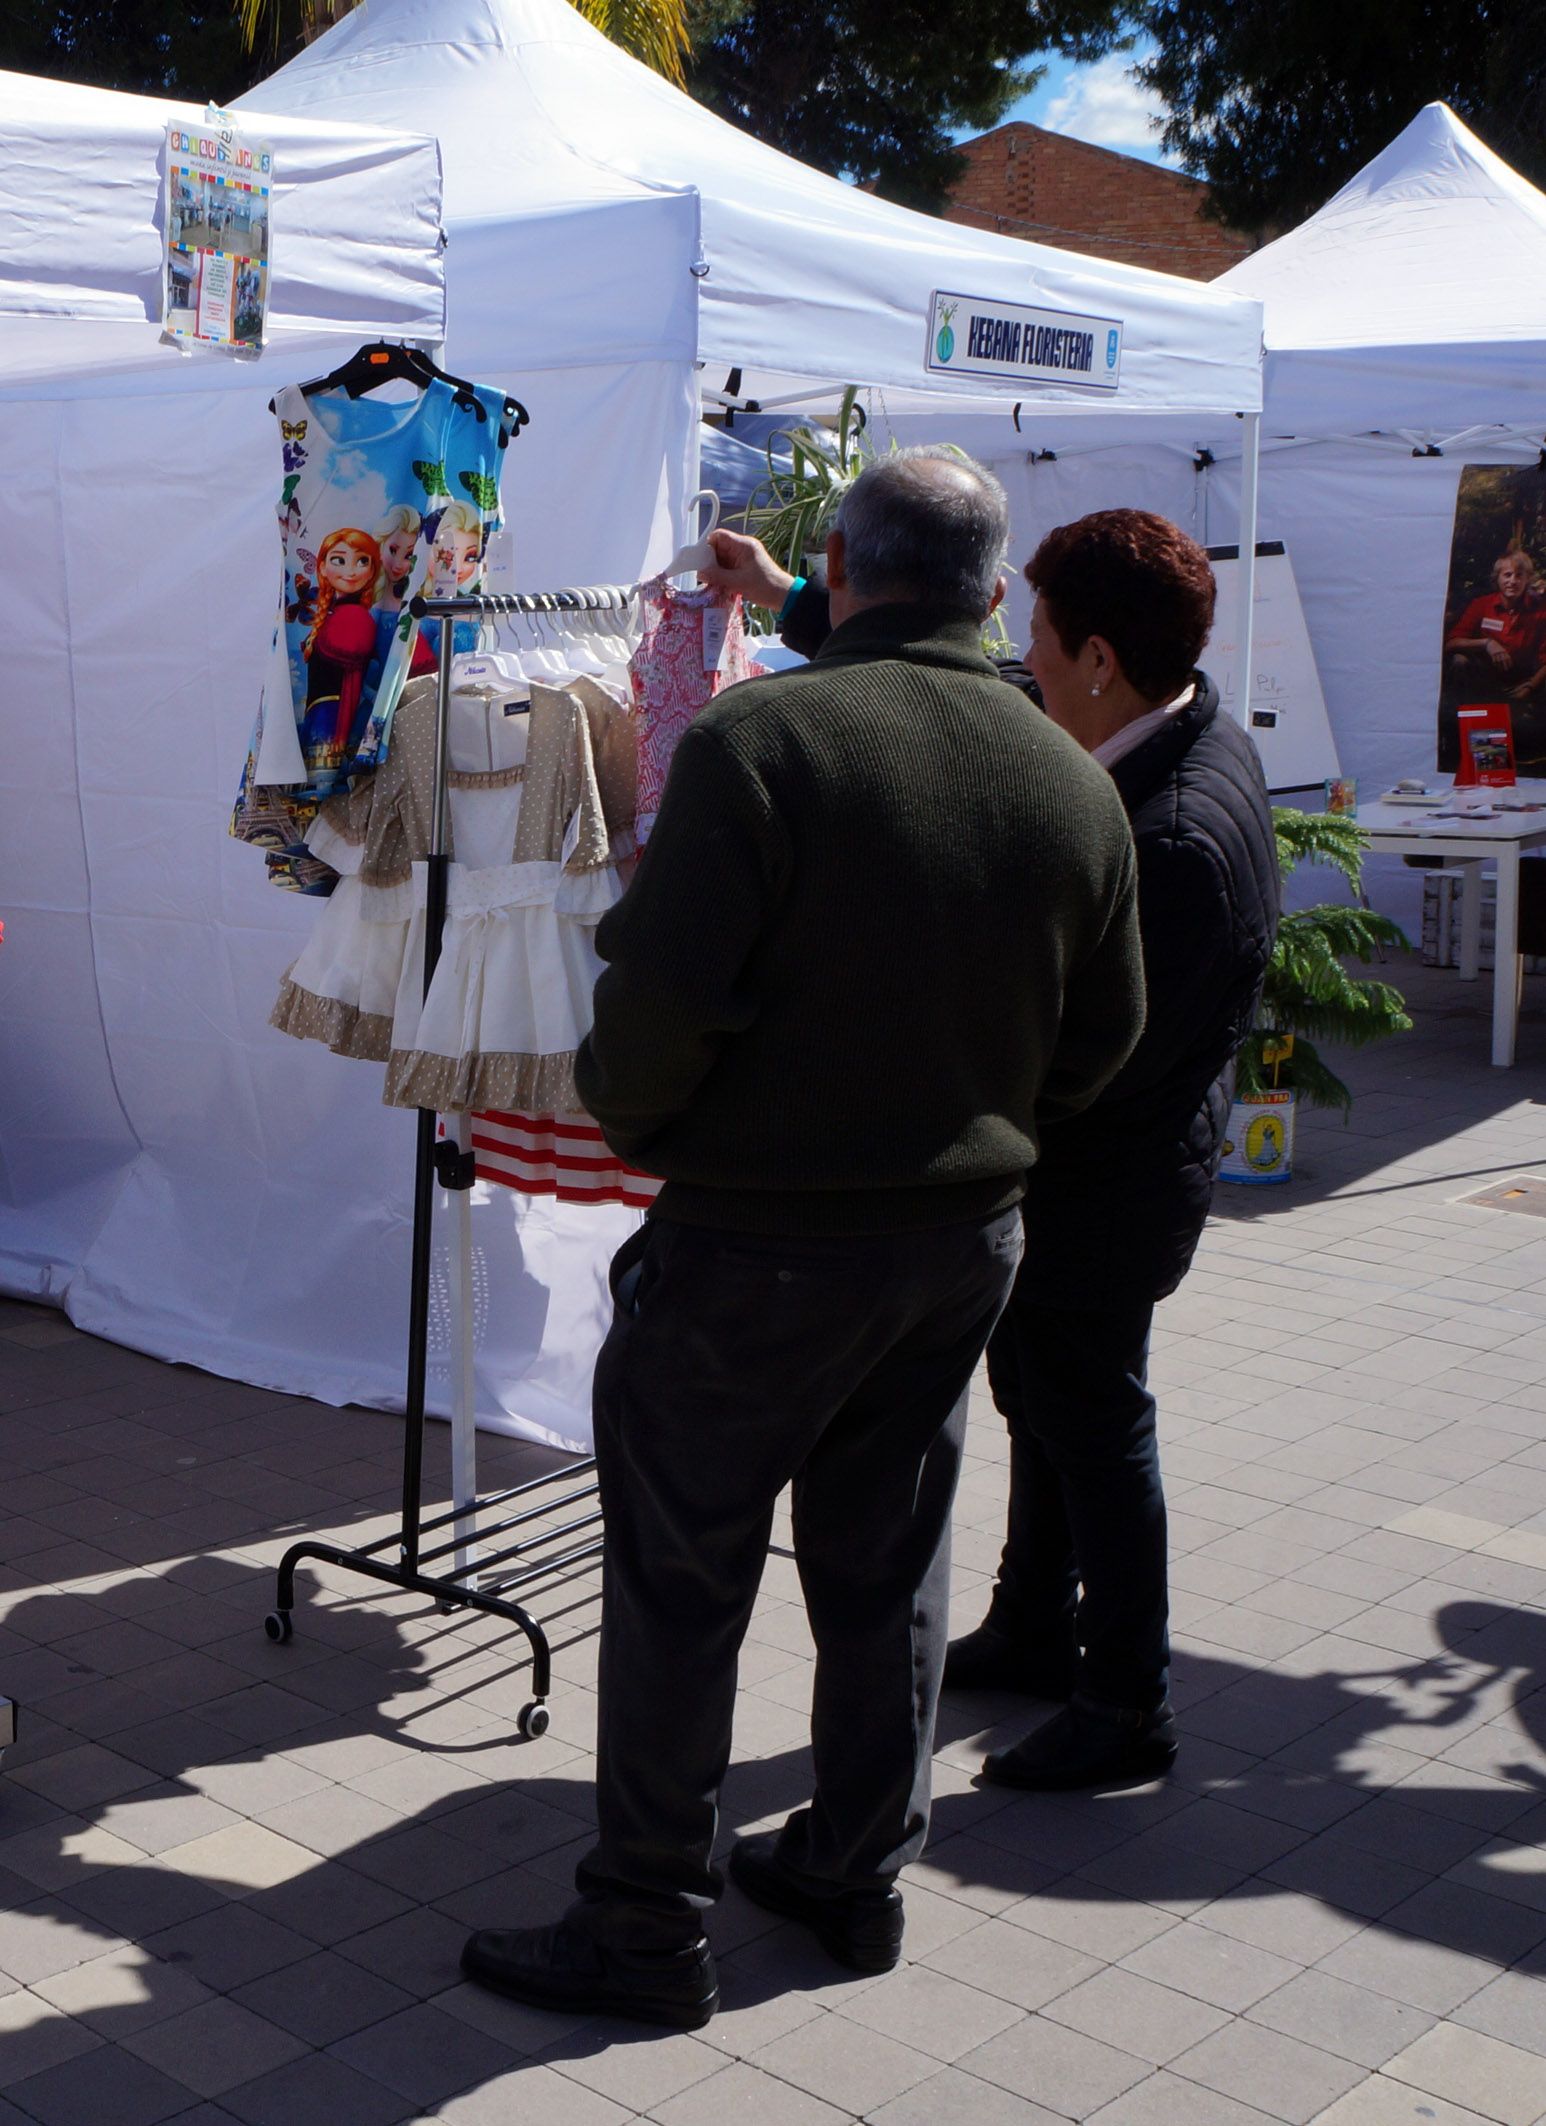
[685,1,1128,210]
[0,0,267,96]
[1136,0,1546,235]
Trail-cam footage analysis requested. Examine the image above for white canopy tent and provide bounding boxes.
[0,71,447,393]
[1029,106,1546,848]
[1,1,1267,1453]
[247,0,1264,423]
[0,58,703,1449]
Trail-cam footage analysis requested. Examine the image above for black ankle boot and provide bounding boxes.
[942,1623,1077,1699]
[461,1915,719,2028]
[729,1833,903,1973]
[981,1693,1177,1791]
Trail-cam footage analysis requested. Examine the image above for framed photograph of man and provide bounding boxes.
[1438,464,1546,772]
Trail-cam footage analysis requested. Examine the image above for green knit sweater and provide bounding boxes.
[575,604,1145,1234]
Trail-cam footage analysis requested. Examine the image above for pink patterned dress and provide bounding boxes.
[630,584,766,839]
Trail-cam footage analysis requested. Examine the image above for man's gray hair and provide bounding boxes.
[833,446,1009,616]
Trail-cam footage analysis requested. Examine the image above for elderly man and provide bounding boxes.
[461,449,1145,2028]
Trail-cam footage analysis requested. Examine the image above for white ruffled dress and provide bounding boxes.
[272,671,634,1113]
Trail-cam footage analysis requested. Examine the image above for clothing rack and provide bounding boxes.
[264,585,638,1738]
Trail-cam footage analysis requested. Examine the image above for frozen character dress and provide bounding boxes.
[231,373,508,893]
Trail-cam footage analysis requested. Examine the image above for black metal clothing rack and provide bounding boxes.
[265,584,638,1737]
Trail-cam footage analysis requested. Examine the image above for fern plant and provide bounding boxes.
[1235,807,1413,1114]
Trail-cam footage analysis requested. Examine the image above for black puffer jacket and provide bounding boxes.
[1022,676,1278,1305]
[779,575,1279,1302]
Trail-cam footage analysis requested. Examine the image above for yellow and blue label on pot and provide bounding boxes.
[1219,1089,1296,1185]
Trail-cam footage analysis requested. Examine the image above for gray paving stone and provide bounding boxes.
[123,1994,309,2096]
[836,1960,1022,2062]
[923,1914,1102,2010]
[958,2013,1150,2118]
[1245,1968,1436,2069]
[1086,2071,1281,2125]
[748,2012,936,2115]
[1383,2021,1546,2125]
[1043,1964,1230,2065]
[1168,2018,1368,2124]
[328,1999,521,2106]
[866,2066,1069,2126]
[647,2058,850,2125]
[5,2040,192,2126]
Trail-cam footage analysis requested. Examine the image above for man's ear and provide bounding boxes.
[988,575,1006,616]
[825,527,848,592]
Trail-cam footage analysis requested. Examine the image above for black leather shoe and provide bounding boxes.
[460,1920,719,2029]
[729,1833,903,1973]
[942,1624,1077,1700]
[982,1694,1178,1791]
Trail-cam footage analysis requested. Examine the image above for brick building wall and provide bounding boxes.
[945,122,1253,281]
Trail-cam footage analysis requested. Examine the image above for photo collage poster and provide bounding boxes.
[163,112,271,352]
[1439,464,1546,773]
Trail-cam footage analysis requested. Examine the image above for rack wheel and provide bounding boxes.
[518,1701,550,1739]
[264,1611,293,1644]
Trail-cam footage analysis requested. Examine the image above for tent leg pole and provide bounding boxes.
[1233,412,1261,733]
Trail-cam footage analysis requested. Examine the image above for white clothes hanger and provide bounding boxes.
[651,490,722,583]
[452,615,525,687]
[524,608,570,679]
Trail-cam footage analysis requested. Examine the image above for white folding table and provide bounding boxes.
[1355,781,1546,1066]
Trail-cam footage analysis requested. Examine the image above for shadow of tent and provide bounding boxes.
[3,1563,1544,2108]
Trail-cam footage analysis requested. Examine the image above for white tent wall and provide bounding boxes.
[0,55,701,1451]
[0,369,690,1452]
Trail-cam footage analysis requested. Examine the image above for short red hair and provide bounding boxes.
[1026,509,1216,703]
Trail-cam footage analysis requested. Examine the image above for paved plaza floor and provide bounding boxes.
[2,960,1545,2125]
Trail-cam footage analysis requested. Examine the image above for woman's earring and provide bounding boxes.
[1090,684,1103,697]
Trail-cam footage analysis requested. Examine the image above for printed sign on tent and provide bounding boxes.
[926,291,1122,391]
[164,108,271,352]
[1438,465,1546,775]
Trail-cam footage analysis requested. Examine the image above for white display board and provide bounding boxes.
[1205,542,1341,791]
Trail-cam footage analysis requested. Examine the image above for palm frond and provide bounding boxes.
[574,0,693,89]
[1243,807,1415,1109]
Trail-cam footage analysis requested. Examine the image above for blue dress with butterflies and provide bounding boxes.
[231,374,506,892]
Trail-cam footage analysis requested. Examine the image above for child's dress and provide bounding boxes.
[629,584,765,841]
[231,374,507,893]
[271,674,634,1115]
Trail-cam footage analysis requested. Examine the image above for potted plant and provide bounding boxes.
[743,388,1016,658]
[1220,807,1413,1184]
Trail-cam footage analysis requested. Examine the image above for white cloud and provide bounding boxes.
[1042,55,1175,162]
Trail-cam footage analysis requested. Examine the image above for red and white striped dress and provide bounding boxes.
[469,1110,661,1209]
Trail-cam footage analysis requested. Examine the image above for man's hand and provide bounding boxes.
[699,529,796,610]
[1485,638,1511,667]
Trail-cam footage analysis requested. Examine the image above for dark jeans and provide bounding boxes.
[573,1207,1023,1944]
[982,1286,1168,1713]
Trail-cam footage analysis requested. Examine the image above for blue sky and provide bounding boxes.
[988,41,1176,167]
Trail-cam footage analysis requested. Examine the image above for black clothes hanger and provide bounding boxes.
[272,341,529,446]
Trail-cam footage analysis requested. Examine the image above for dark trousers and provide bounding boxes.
[573,1207,1023,1943]
[982,1285,1168,1713]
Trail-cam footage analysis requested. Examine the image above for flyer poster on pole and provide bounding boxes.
[163,110,272,352]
